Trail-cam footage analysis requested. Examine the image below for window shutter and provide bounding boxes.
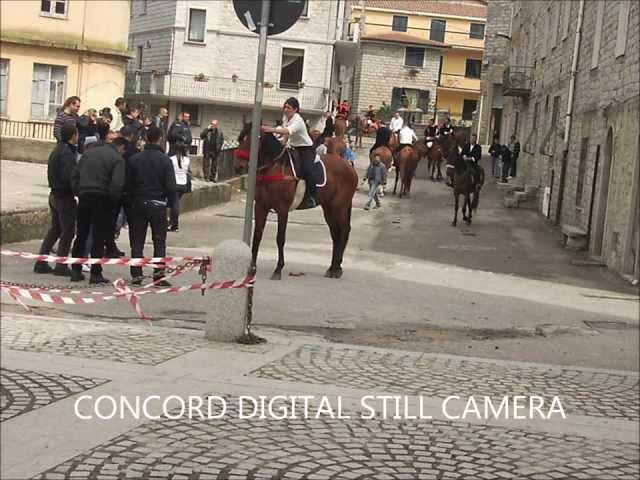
[418,90,429,113]
[391,88,403,111]
[31,64,48,119]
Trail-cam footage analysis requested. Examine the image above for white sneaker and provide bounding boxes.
[82,264,90,273]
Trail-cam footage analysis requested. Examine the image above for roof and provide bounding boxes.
[360,32,449,48]
[361,0,488,20]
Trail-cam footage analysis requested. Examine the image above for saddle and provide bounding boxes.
[282,148,327,211]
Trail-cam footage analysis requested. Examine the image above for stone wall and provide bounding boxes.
[477,0,512,144]
[500,0,639,278]
[352,42,440,117]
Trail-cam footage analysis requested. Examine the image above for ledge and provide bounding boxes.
[0,35,133,59]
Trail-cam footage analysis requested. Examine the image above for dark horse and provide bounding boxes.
[425,138,444,180]
[448,132,484,226]
[237,123,358,279]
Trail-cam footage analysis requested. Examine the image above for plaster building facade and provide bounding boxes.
[495,0,639,281]
[0,0,130,123]
[125,0,353,141]
[351,0,487,125]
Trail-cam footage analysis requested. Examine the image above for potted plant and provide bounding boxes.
[231,73,238,83]
[408,67,420,76]
[194,72,208,82]
[297,81,305,88]
[264,82,274,88]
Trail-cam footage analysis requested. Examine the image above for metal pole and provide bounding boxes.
[242,0,271,245]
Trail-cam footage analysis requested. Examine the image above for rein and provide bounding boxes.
[256,146,297,184]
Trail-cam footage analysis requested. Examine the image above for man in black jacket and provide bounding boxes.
[126,126,177,286]
[500,144,513,183]
[34,124,79,276]
[200,119,224,182]
[461,133,483,186]
[168,112,193,156]
[70,138,127,283]
[370,121,392,156]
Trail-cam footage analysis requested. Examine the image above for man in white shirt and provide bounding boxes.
[398,123,417,150]
[390,112,404,133]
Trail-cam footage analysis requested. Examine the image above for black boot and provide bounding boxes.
[70,270,86,282]
[53,264,72,277]
[89,273,110,284]
[34,261,53,274]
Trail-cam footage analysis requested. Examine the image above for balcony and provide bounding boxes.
[125,71,329,112]
[438,73,481,92]
[503,66,533,97]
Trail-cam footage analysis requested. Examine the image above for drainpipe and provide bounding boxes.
[476,93,484,138]
[555,0,585,225]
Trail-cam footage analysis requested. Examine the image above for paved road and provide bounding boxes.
[2,158,637,370]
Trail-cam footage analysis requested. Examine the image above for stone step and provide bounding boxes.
[503,196,519,208]
[561,224,588,251]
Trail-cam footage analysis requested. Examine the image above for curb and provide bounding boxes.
[0,176,247,245]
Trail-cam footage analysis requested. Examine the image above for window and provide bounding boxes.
[551,95,561,126]
[591,0,605,68]
[469,23,485,39]
[179,104,200,126]
[462,99,477,121]
[576,137,589,206]
[31,63,66,120]
[188,8,206,43]
[136,45,143,70]
[551,3,560,48]
[279,48,304,89]
[615,0,630,57]
[392,15,408,32]
[391,87,429,114]
[141,0,148,15]
[0,59,8,117]
[301,0,309,18]
[430,19,446,42]
[464,59,481,79]
[40,0,67,17]
[404,47,425,68]
[533,102,539,129]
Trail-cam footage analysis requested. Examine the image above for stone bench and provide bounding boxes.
[561,225,588,250]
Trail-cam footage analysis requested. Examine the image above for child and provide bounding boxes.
[364,155,386,210]
[345,140,356,167]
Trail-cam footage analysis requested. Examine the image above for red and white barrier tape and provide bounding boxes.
[1,275,254,323]
[1,249,205,268]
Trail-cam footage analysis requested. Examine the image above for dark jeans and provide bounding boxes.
[202,152,219,181]
[511,156,518,177]
[128,199,168,278]
[38,194,77,259]
[105,199,122,253]
[169,191,185,228]
[501,160,512,182]
[298,146,317,199]
[71,194,114,275]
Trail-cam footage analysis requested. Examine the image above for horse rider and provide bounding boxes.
[369,120,392,156]
[262,97,317,209]
[424,119,437,145]
[398,123,417,151]
[390,111,404,135]
[460,133,482,186]
[440,116,453,137]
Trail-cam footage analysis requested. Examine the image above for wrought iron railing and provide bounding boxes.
[0,118,55,140]
[503,66,533,96]
[125,71,329,111]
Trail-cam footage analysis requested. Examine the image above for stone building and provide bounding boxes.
[351,32,446,122]
[0,0,130,122]
[125,0,354,143]
[494,0,639,281]
[476,0,511,144]
[350,0,487,125]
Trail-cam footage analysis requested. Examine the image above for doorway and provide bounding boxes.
[591,127,614,257]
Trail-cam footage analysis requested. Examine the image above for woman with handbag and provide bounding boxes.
[168,143,192,232]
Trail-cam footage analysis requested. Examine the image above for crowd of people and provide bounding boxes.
[34,95,227,285]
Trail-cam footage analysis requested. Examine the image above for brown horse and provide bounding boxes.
[393,146,420,198]
[326,137,346,157]
[334,117,347,138]
[424,138,444,180]
[237,123,358,279]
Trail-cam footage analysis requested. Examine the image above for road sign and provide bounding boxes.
[233,0,306,36]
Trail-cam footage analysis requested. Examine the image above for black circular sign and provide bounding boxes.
[233,0,306,36]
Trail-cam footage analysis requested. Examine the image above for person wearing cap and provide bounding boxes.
[262,97,317,208]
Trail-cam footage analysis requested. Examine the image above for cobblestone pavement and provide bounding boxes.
[35,397,639,480]
[1,367,107,422]
[252,345,640,421]
[1,315,208,366]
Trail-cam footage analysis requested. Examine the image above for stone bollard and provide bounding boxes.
[205,239,251,342]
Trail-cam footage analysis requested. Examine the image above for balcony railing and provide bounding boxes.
[438,72,481,91]
[125,71,329,112]
[503,66,533,97]
[0,118,54,140]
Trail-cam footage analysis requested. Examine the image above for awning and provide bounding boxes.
[334,40,358,67]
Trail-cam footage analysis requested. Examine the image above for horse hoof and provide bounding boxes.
[451,221,457,227]
[271,271,282,280]
[332,268,343,279]
[324,269,335,278]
